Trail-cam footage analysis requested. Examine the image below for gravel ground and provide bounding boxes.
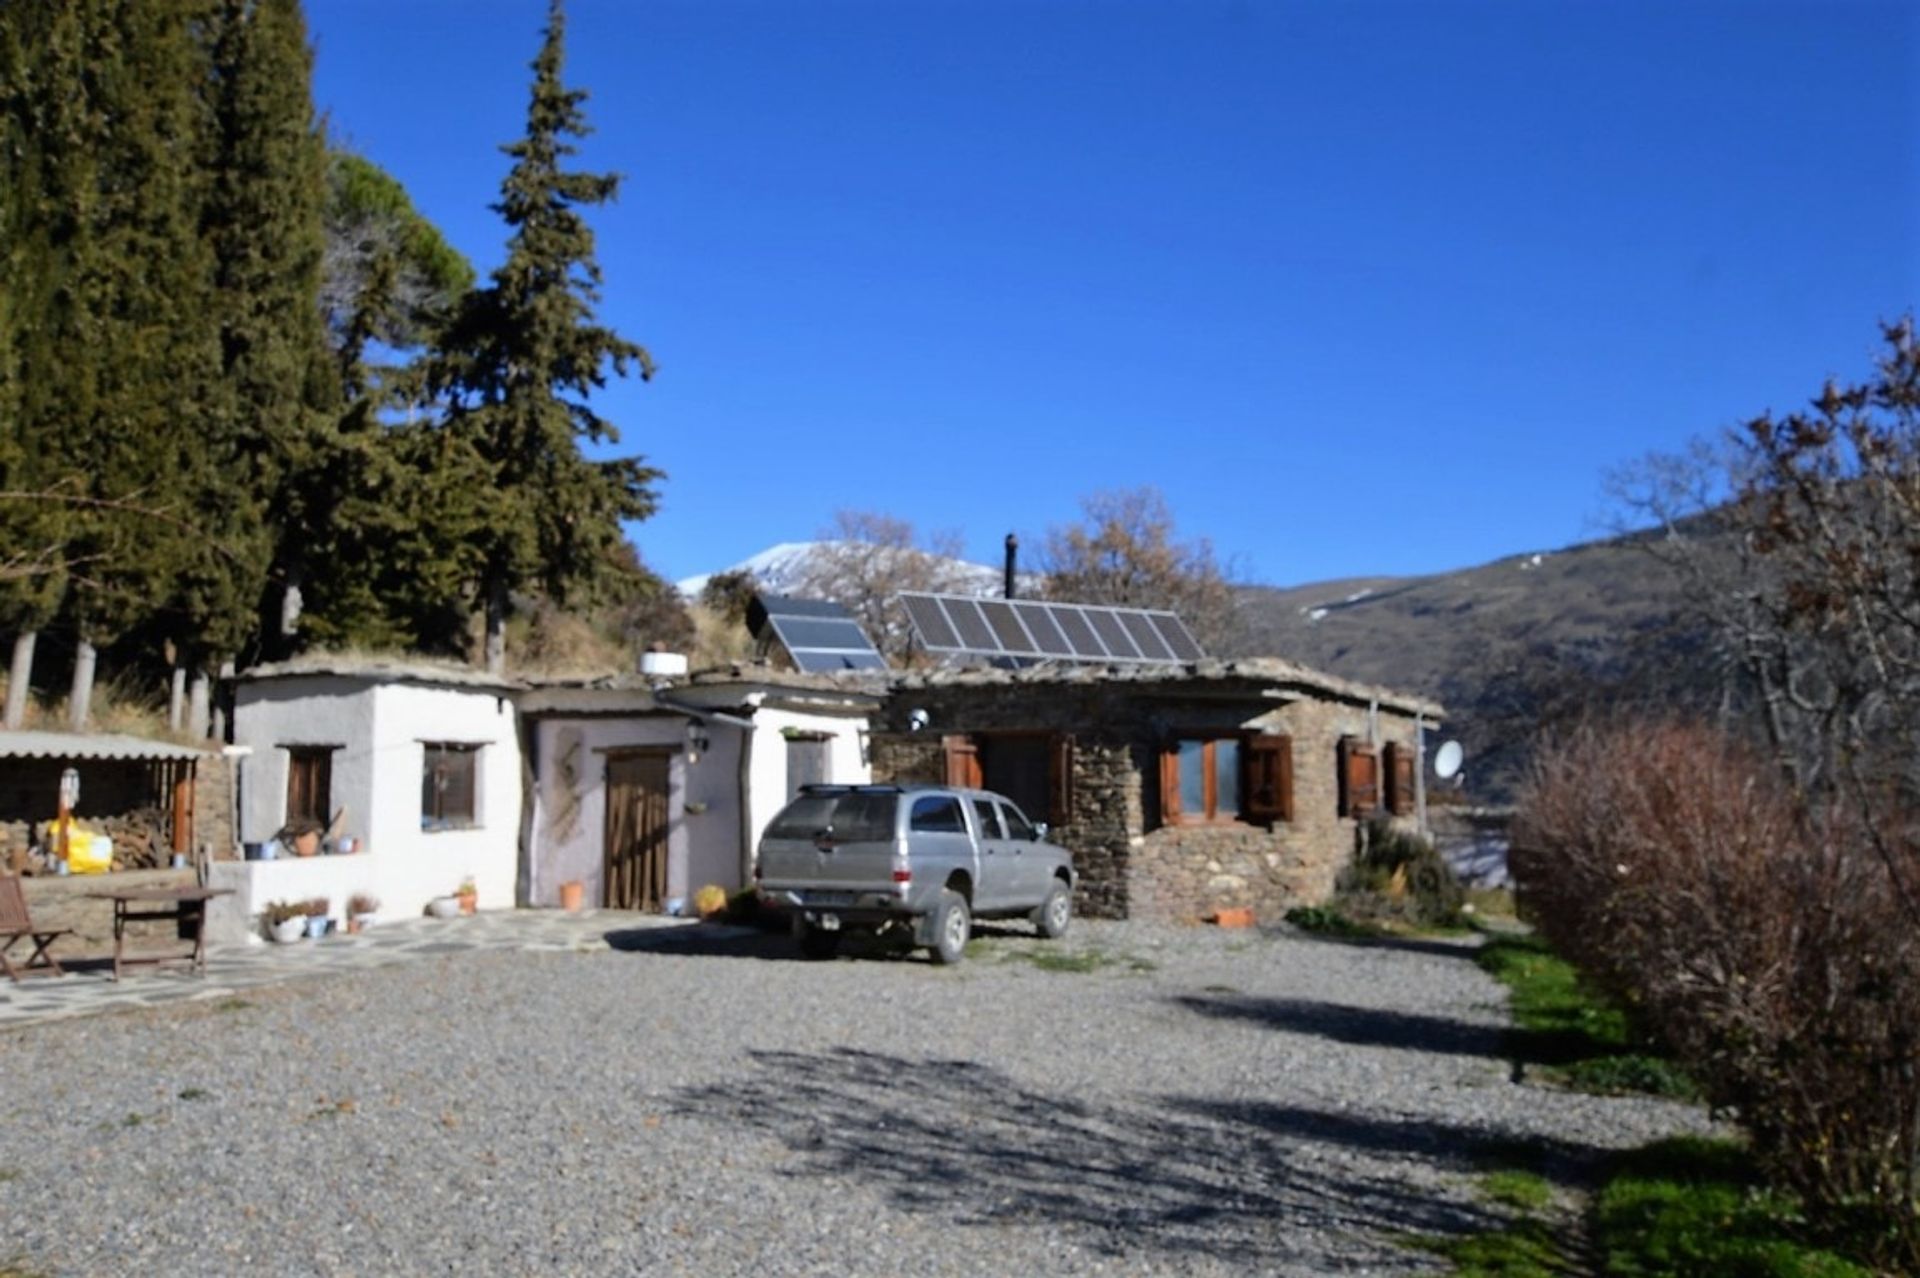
[0,921,1709,1276]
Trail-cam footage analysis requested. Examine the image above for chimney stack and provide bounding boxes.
[1004,533,1019,599]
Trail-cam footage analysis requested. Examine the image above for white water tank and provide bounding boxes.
[638,651,689,678]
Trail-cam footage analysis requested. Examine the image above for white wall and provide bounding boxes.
[744,707,871,871]
[527,715,702,909]
[225,676,520,938]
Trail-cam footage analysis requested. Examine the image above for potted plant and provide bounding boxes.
[262,900,307,944]
[454,876,477,916]
[303,897,332,940]
[426,893,461,919]
[347,892,379,934]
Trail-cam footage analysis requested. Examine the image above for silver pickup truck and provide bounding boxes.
[755,783,1077,964]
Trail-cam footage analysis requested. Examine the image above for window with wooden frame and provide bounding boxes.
[421,743,480,831]
[1383,741,1415,816]
[1337,736,1381,819]
[1160,732,1294,827]
[284,746,335,827]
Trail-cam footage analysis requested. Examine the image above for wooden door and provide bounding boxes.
[604,753,671,911]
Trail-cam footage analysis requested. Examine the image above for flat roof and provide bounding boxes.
[0,730,208,762]
[238,656,523,693]
[892,656,1444,719]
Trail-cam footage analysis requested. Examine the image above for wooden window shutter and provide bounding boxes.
[942,735,982,789]
[1244,734,1293,824]
[1339,736,1379,819]
[1047,734,1074,827]
[1158,741,1181,824]
[1384,742,1415,815]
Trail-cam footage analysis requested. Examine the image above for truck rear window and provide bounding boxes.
[765,792,897,843]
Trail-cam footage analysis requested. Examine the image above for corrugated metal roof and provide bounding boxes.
[0,730,208,762]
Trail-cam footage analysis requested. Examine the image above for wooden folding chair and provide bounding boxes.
[0,874,73,981]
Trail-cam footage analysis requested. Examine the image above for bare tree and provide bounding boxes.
[790,511,977,661]
[1038,486,1245,655]
[1609,318,1920,918]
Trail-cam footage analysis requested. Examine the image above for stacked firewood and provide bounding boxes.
[100,807,171,870]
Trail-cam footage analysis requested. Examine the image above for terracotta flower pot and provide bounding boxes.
[558,880,584,913]
[456,889,477,916]
[293,830,320,858]
[1210,906,1256,929]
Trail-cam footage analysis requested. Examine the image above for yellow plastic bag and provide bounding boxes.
[69,831,113,874]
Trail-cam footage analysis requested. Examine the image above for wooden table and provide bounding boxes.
[83,886,231,981]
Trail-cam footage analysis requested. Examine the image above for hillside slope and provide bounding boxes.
[1237,530,1719,799]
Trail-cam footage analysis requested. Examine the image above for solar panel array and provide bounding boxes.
[898,592,1205,665]
[746,595,889,674]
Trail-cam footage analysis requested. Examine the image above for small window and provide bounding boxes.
[999,802,1038,842]
[909,795,966,833]
[421,743,480,830]
[1163,736,1242,823]
[285,746,334,826]
[971,799,1004,840]
[785,734,831,802]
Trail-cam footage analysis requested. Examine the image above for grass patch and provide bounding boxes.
[1482,1170,1554,1212]
[212,997,252,1012]
[994,946,1156,974]
[1476,935,1693,1098]
[1595,1137,1869,1277]
[0,1170,17,1184]
[1418,1220,1575,1277]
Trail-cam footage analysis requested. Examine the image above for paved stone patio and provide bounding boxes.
[0,908,694,1030]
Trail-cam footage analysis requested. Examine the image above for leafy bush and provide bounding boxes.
[1332,818,1464,928]
[1514,721,1920,1268]
[261,900,305,926]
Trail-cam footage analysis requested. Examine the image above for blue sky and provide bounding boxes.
[307,0,1917,589]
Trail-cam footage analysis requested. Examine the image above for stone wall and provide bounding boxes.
[873,677,1431,922]
[21,868,198,951]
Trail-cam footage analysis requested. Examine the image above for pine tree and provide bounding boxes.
[432,0,661,673]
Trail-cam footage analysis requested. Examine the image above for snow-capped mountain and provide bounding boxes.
[676,540,1017,600]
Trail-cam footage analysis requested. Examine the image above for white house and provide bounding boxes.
[210,658,523,941]
[518,667,883,911]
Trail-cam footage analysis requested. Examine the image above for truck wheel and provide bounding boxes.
[1034,880,1072,939]
[928,889,971,965]
[796,921,840,961]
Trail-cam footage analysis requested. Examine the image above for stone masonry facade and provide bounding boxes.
[871,670,1433,924]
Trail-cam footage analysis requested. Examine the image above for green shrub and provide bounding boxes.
[1333,818,1465,928]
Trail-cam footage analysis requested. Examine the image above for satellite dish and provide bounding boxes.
[1433,740,1464,780]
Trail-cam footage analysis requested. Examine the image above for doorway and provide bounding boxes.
[604,752,671,911]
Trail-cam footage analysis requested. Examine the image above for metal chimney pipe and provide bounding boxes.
[1004,533,1019,599]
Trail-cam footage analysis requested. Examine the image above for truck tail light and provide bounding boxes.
[891,869,911,883]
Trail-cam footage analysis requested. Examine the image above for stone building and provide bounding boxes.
[869,659,1443,922]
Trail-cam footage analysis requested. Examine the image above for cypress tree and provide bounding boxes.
[432,0,661,673]
[189,0,334,672]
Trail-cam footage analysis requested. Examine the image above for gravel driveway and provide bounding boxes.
[0,921,1706,1276]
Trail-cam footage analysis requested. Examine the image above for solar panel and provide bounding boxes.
[902,594,961,650]
[746,594,887,673]
[897,592,1205,666]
